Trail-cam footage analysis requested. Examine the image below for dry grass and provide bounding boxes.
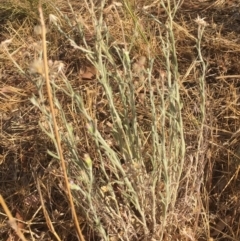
[1,0,240,240]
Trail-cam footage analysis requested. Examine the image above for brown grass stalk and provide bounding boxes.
[0,195,28,241]
[38,5,85,241]
[36,177,61,241]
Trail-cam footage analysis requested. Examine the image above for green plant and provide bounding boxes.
[0,0,210,240]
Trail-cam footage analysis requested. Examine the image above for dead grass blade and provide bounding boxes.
[38,5,85,241]
[35,177,61,241]
[0,195,28,241]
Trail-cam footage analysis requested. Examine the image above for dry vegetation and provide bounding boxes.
[0,0,240,240]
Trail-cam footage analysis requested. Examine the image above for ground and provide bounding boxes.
[0,0,240,241]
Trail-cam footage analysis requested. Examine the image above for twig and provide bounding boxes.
[36,177,61,241]
[0,195,28,241]
[38,5,85,241]
[216,75,240,79]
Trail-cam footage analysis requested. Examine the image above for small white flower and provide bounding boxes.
[34,25,42,35]
[49,14,60,25]
[29,59,44,74]
[34,25,49,35]
[57,62,65,73]
[194,15,208,27]
[0,39,12,47]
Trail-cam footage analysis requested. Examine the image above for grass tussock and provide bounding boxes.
[1,0,240,241]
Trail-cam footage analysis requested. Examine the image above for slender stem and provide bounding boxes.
[38,6,85,241]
